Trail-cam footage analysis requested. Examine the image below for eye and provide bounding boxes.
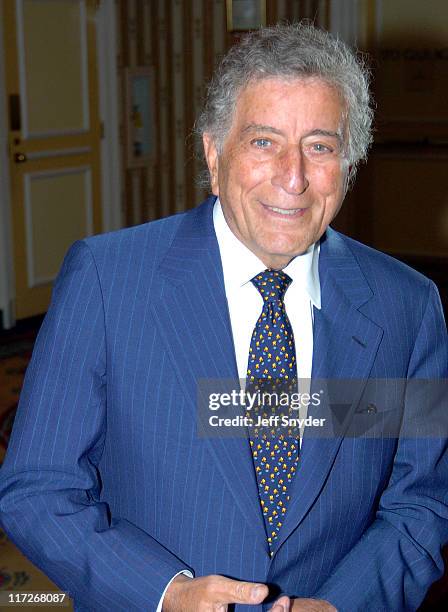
[251,138,271,148]
[311,142,332,153]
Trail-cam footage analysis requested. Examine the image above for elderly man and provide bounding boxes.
[1,23,447,612]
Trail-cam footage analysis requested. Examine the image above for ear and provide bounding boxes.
[203,133,219,196]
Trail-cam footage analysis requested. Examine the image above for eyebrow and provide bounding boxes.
[241,123,344,145]
[242,124,284,136]
[307,128,344,144]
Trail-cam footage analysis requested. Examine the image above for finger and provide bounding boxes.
[213,575,269,605]
[270,595,291,612]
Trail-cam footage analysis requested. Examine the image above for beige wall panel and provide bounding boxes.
[131,169,141,225]
[379,0,448,42]
[27,169,91,283]
[21,0,87,135]
[127,0,138,66]
[276,0,288,21]
[369,156,448,257]
[193,0,205,204]
[213,0,226,64]
[143,0,152,63]
[375,0,448,129]
[156,0,170,217]
[172,0,185,211]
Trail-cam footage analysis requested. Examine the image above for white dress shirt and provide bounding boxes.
[157,199,321,610]
[213,199,321,383]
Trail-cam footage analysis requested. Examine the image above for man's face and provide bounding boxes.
[203,77,349,269]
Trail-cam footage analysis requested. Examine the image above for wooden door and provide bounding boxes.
[2,0,102,319]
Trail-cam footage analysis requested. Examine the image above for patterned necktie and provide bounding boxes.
[246,269,298,553]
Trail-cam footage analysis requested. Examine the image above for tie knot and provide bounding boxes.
[251,269,292,302]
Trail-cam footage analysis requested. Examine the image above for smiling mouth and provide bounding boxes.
[265,205,305,216]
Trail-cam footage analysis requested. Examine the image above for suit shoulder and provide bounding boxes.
[86,211,185,254]
[328,231,447,343]
[76,197,216,275]
[72,210,191,277]
[334,231,433,292]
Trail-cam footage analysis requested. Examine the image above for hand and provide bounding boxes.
[270,595,337,612]
[162,573,269,611]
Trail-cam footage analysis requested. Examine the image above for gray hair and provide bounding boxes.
[196,22,374,182]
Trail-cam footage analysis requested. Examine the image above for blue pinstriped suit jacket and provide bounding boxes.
[1,197,447,611]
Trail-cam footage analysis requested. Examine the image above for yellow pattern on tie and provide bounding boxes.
[247,269,298,554]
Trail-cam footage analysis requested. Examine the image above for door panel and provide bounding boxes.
[3,0,102,319]
[26,166,93,284]
[19,0,89,136]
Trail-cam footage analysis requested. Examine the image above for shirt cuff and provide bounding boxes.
[156,570,194,612]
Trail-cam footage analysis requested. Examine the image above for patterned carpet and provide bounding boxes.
[0,320,73,610]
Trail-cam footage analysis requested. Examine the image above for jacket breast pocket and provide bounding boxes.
[349,379,406,439]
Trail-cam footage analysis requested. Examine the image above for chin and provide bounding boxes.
[269,243,311,259]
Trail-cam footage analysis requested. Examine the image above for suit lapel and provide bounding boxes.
[273,229,384,554]
[150,199,267,547]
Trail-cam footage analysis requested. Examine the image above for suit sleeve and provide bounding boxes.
[0,241,193,611]
[314,281,448,611]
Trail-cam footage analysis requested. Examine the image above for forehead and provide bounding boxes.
[231,77,345,131]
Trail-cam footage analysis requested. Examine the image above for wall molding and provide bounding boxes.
[0,3,15,329]
[96,0,122,231]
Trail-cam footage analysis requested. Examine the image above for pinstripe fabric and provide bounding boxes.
[0,197,447,611]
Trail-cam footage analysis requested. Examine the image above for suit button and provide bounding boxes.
[367,403,377,414]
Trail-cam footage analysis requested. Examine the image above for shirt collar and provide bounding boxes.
[213,198,321,309]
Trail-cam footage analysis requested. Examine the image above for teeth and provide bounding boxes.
[268,206,300,215]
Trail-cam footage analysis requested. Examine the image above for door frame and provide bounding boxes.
[0,0,15,329]
[0,0,122,329]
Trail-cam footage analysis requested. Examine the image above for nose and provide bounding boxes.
[271,146,309,195]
